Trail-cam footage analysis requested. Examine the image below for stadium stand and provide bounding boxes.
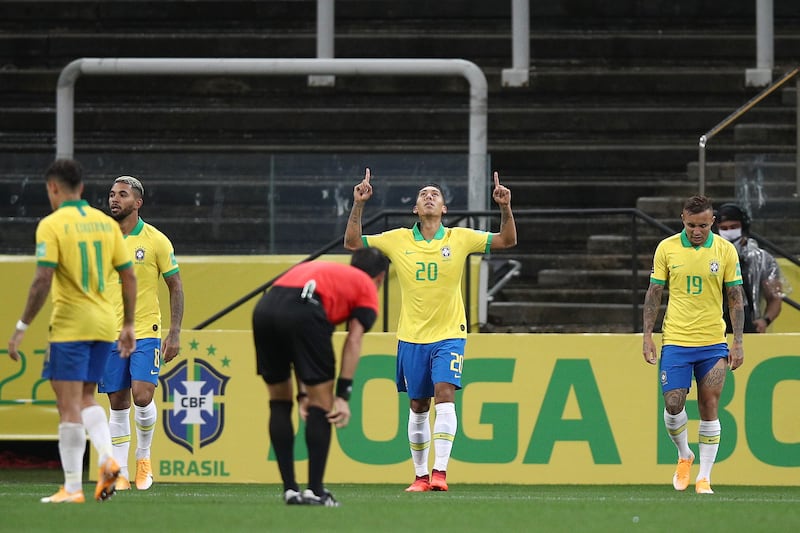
[1,0,798,331]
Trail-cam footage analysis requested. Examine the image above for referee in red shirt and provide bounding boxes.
[252,248,388,506]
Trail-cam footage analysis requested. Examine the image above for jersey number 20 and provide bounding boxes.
[415,262,438,281]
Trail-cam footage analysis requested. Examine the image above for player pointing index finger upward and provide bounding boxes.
[492,171,511,206]
[353,167,372,202]
[344,168,517,492]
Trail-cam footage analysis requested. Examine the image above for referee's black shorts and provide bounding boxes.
[252,286,335,386]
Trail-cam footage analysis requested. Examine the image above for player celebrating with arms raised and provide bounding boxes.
[344,168,517,492]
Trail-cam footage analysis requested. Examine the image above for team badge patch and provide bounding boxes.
[441,246,451,259]
[660,370,668,385]
[159,358,230,453]
[709,260,720,274]
[135,247,146,261]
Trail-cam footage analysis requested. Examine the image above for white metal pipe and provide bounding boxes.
[502,0,530,87]
[698,133,708,196]
[511,0,529,70]
[756,0,774,70]
[56,57,489,213]
[310,0,336,86]
[317,0,334,59]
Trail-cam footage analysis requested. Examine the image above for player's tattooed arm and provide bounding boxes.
[727,284,745,343]
[726,284,745,370]
[490,171,517,249]
[344,203,364,250]
[642,283,663,335]
[641,283,663,365]
[344,168,371,250]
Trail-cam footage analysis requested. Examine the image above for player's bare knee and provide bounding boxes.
[410,398,431,413]
[663,389,687,415]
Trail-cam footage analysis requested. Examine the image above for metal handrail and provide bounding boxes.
[193,207,676,332]
[487,259,522,300]
[698,66,800,195]
[750,231,800,269]
[56,57,489,214]
[193,206,798,332]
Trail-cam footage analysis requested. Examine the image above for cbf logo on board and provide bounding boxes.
[159,356,230,453]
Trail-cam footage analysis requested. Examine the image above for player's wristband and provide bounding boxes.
[336,378,353,401]
[763,316,772,326]
[15,320,29,332]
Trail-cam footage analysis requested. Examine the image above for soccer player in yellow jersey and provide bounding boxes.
[99,175,184,491]
[345,168,517,492]
[642,195,745,495]
[7,159,136,503]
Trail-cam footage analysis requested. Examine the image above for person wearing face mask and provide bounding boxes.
[715,203,784,333]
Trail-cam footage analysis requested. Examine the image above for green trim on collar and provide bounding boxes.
[412,222,445,242]
[128,218,145,237]
[60,199,89,216]
[59,199,88,208]
[680,229,714,248]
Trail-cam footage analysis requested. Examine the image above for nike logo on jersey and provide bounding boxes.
[404,250,416,255]
[150,370,159,375]
[671,264,684,269]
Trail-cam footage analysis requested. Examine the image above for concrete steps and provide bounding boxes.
[2,0,800,333]
[486,301,665,334]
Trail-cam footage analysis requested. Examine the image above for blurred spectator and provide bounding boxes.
[716,203,785,333]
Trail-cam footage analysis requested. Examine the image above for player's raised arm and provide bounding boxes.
[353,167,372,203]
[489,171,517,250]
[344,167,372,250]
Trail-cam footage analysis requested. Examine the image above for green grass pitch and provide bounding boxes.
[2,470,799,532]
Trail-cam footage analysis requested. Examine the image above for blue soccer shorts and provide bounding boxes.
[99,337,161,393]
[396,338,465,400]
[659,343,728,393]
[42,341,114,383]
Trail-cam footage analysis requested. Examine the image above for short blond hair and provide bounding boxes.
[114,175,144,197]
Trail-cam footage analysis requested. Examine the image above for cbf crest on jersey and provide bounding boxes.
[440,246,452,259]
[159,358,230,453]
[709,259,720,274]
[135,247,146,262]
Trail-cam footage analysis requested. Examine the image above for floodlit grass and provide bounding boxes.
[1,470,799,532]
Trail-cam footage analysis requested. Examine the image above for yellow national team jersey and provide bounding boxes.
[109,218,179,338]
[650,230,742,347]
[364,223,491,343]
[35,199,132,342]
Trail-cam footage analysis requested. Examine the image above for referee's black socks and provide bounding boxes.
[305,406,332,496]
[269,400,298,492]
